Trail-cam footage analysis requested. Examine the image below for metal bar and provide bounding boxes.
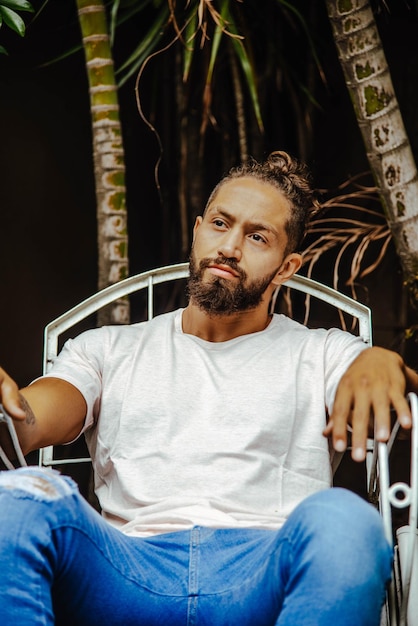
[0,404,27,468]
[285,275,372,343]
[398,393,418,624]
[148,275,154,320]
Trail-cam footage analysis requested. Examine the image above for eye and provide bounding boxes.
[249,233,267,244]
[213,218,227,229]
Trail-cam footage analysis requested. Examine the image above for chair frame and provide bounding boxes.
[377,393,418,626]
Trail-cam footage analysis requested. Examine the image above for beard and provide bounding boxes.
[187,252,280,315]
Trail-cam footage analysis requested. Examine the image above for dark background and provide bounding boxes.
[0,1,417,386]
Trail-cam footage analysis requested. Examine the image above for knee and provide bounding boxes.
[0,467,78,503]
[0,467,81,548]
[285,489,392,588]
[280,489,393,617]
[291,488,391,556]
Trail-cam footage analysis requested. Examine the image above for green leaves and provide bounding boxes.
[109,1,264,129]
[219,2,264,131]
[0,0,34,38]
[0,0,33,10]
[116,2,170,86]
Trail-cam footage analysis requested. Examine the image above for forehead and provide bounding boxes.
[207,177,291,225]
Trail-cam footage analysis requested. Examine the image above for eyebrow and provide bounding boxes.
[208,206,280,240]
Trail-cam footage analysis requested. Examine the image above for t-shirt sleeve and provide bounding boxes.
[323,328,369,414]
[40,327,107,436]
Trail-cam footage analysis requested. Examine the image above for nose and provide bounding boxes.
[218,229,242,261]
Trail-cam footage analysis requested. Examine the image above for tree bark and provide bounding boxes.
[76,0,129,324]
[325,0,418,303]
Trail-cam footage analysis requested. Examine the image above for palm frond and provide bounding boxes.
[282,175,393,329]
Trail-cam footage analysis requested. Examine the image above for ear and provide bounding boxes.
[271,253,303,287]
[192,216,203,242]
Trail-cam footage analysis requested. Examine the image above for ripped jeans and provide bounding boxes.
[0,467,392,626]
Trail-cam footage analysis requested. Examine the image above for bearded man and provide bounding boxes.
[0,151,415,625]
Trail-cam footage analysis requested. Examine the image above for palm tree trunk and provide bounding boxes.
[325,0,418,304]
[76,0,129,324]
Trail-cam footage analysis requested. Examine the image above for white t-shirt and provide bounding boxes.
[45,309,367,537]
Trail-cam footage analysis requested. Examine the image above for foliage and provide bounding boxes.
[106,0,327,259]
[0,0,34,53]
[107,2,400,293]
[113,0,321,133]
[275,176,392,332]
[305,176,390,298]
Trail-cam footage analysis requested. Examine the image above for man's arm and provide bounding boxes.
[324,346,418,462]
[0,366,87,456]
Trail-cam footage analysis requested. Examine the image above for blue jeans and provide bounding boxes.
[0,467,392,625]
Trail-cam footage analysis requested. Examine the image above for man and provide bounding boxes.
[0,151,416,625]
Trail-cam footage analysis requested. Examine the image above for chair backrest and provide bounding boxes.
[39,262,372,469]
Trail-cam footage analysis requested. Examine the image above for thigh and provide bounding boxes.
[0,468,191,626]
[50,487,196,625]
[271,488,392,626]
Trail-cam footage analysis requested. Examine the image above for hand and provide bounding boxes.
[0,367,26,421]
[323,347,413,462]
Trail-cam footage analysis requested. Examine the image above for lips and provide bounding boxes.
[207,264,240,279]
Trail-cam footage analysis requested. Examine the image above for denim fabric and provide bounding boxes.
[0,467,392,625]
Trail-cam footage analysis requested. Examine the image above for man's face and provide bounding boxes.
[188,177,301,315]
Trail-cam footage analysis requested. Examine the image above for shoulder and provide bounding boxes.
[69,309,180,347]
[270,314,316,332]
[49,310,181,376]
[268,314,328,340]
[269,313,367,354]
[271,313,365,340]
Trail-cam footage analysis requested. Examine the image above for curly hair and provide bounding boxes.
[205,151,320,254]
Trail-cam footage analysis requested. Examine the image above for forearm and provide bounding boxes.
[1,366,87,457]
[10,391,40,456]
[1,391,46,458]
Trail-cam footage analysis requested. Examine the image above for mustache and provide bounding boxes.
[198,256,247,280]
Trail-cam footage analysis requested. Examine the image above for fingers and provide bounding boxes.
[327,372,374,462]
[391,393,413,430]
[325,347,412,463]
[0,367,26,420]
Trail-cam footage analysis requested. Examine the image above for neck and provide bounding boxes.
[182,301,272,342]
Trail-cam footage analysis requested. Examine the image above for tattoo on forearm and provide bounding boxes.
[18,393,36,426]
